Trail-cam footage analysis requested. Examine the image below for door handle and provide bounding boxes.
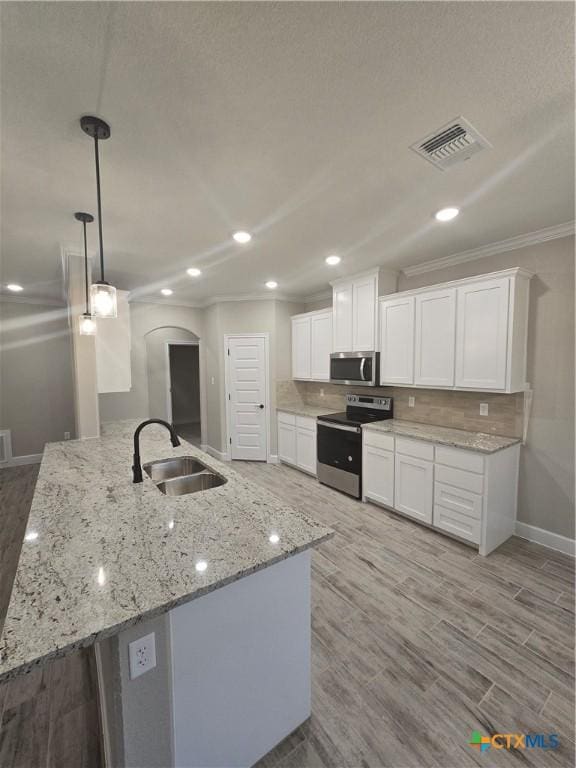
[257,404,264,409]
[359,357,366,381]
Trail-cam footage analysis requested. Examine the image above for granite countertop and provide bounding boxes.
[363,419,521,454]
[0,421,333,683]
[276,404,335,418]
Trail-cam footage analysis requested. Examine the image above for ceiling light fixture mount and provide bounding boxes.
[75,211,97,336]
[434,206,460,222]
[233,231,252,244]
[81,115,117,318]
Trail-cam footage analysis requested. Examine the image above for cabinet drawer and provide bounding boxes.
[434,482,482,520]
[363,429,394,452]
[395,436,434,462]
[435,445,484,474]
[278,411,296,426]
[435,464,484,494]
[296,415,316,431]
[433,503,481,545]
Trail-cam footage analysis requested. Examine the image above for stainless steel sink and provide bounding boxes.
[156,472,227,496]
[143,456,210,483]
[143,455,227,496]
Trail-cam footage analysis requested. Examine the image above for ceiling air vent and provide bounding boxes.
[410,117,491,171]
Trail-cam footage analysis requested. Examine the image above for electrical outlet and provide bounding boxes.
[128,632,156,679]
[64,432,71,440]
[210,376,215,385]
[479,403,489,416]
[408,396,415,408]
[320,388,325,397]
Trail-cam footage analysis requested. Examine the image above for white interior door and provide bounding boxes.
[227,336,268,461]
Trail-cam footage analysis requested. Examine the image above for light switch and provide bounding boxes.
[479,403,489,416]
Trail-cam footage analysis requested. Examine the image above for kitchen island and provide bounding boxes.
[0,421,333,767]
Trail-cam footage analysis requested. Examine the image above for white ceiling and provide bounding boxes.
[1,1,574,304]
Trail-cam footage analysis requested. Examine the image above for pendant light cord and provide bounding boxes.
[93,136,106,282]
[83,220,90,314]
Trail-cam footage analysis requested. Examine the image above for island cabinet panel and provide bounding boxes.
[455,277,509,390]
[170,551,312,768]
[414,288,456,387]
[379,295,415,384]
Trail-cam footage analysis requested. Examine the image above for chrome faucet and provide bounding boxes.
[132,419,181,483]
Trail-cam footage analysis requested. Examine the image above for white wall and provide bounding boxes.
[398,236,575,540]
[0,300,75,457]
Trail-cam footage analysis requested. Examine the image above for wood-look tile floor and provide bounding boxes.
[231,461,576,768]
[0,465,102,768]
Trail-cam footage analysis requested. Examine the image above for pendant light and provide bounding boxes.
[75,211,97,336]
[81,115,117,318]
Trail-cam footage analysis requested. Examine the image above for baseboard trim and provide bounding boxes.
[201,444,231,462]
[0,452,43,468]
[515,522,575,557]
[268,454,279,465]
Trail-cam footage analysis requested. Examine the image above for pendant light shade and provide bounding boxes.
[74,211,97,336]
[81,115,117,319]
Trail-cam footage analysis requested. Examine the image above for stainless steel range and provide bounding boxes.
[317,394,393,499]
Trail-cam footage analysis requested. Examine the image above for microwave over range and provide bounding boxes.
[329,351,379,387]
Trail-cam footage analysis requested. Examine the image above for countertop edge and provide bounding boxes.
[361,421,521,454]
[0,529,333,684]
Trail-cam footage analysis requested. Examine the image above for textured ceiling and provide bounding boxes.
[1,1,574,304]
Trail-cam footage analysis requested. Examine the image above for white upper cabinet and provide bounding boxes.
[291,309,332,381]
[378,268,532,393]
[332,283,353,352]
[332,269,390,352]
[455,277,509,390]
[379,295,415,384]
[310,311,332,381]
[96,289,131,393]
[291,315,311,380]
[352,274,377,350]
[414,288,456,387]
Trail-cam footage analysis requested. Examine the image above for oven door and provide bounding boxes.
[317,421,362,498]
[329,352,378,386]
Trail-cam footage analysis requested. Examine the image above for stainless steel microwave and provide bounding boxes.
[329,351,379,387]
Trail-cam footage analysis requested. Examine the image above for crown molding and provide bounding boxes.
[129,292,306,309]
[402,221,575,278]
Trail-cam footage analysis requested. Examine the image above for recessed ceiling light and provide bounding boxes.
[265,280,278,289]
[233,231,252,244]
[161,288,173,296]
[6,283,23,292]
[187,267,202,277]
[434,207,460,222]
[325,255,341,266]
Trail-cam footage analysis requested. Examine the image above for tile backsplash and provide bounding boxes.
[276,380,524,437]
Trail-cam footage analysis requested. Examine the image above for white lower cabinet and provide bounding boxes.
[394,454,433,524]
[362,431,520,555]
[277,412,317,476]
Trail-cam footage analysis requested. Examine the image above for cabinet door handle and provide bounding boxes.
[257,404,264,409]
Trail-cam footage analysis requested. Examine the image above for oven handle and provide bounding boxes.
[359,357,366,381]
[318,420,361,434]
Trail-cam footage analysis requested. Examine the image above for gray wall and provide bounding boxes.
[398,236,575,540]
[0,301,75,456]
[99,302,204,423]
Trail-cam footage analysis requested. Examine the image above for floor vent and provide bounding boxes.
[411,116,491,171]
[0,430,12,465]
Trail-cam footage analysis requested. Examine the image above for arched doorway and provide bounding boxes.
[144,326,203,446]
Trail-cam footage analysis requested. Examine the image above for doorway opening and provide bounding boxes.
[168,342,201,446]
